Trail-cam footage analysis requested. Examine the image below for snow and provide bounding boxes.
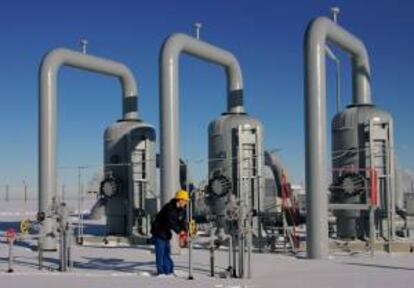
[1,200,414,288]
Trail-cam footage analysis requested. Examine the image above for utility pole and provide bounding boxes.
[62,184,66,202]
[5,184,9,202]
[23,179,28,203]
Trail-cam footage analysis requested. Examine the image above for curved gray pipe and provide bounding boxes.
[306,17,371,105]
[160,33,244,205]
[39,48,138,248]
[264,150,285,197]
[304,17,372,259]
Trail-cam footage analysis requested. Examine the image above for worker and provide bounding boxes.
[151,189,189,275]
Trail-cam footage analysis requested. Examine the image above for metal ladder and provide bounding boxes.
[280,172,298,253]
[130,138,150,235]
[368,119,394,251]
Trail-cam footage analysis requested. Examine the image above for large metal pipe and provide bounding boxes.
[160,33,244,205]
[304,17,372,259]
[39,48,138,248]
[264,150,285,197]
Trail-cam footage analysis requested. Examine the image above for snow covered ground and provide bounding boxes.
[1,200,414,288]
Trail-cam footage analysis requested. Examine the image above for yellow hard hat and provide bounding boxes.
[175,189,189,201]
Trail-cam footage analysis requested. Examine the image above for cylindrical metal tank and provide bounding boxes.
[103,119,157,236]
[207,113,264,233]
[331,104,394,239]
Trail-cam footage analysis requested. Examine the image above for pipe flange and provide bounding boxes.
[100,176,122,198]
[331,172,367,197]
[208,174,232,198]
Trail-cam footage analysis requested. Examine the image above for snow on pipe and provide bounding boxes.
[304,17,372,259]
[39,48,138,248]
[89,198,107,220]
[159,33,244,205]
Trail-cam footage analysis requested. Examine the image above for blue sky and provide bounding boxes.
[0,0,413,192]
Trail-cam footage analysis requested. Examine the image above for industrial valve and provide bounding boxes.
[225,195,242,226]
[20,218,31,235]
[36,211,46,222]
[188,219,198,238]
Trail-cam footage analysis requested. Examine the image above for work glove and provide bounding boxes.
[178,230,188,248]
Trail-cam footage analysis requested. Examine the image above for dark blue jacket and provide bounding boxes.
[151,199,187,240]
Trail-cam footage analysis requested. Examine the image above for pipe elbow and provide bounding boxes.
[39,48,70,76]
[165,33,189,45]
[352,41,370,68]
[160,33,243,91]
[160,33,188,63]
[117,63,138,97]
[310,16,332,30]
[223,53,243,91]
[305,17,330,49]
[307,16,370,68]
[113,63,138,119]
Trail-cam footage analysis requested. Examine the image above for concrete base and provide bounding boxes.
[328,239,414,253]
[295,238,414,254]
[76,234,152,246]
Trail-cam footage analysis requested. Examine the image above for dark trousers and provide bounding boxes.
[153,236,174,275]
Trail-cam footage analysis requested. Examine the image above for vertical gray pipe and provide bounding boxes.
[7,239,14,273]
[304,17,372,259]
[160,33,244,204]
[39,48,138,249]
